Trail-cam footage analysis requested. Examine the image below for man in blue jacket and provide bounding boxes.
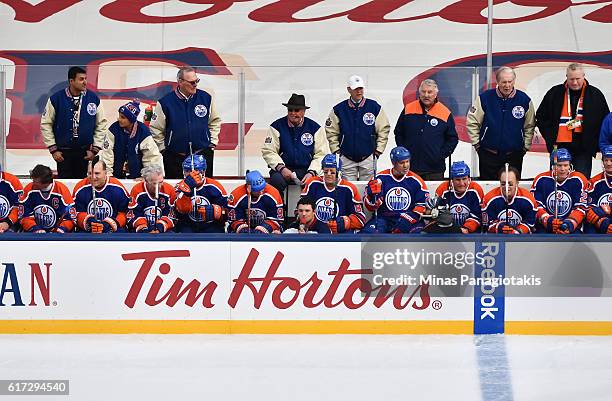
[467,66,536,180]
[40,66,108,178]
[394,79,458,180]
[150,66,221,179]
[325,75,390,181]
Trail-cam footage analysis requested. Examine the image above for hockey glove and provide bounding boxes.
[198,204,223,222]
[53,226,68,234]
[392,213,418,233]
[235,223,250,234]
[154,222,167,233]
[328,216,350,234]
[498,223,520,234]
[366,178,382,199]
[177,171,203,194]
[598,218,612,234]
[254,222,275,234]
[586,206,609,227]
[557,219,576,234]
[90,219,104,234]
[541,215,563,233]
[135,224,152,233]
[101,217,118,233]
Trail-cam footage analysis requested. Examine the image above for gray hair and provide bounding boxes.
[495,66,516,81]
[177,66,195,81]
[566,63,584,75]
[419,79,439,92]
[141,164,164,181]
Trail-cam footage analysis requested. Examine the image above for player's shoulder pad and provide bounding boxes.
[1,172,23,191]
[204,177,228,195]
[517,186,539,207]
[468,181,485,199]
[589,172,605,187]
[130,181,146,197]
[482,187,503,205]
[108,177,129,194]
[228,185,248,206]
[53,180,75,204]
[531,171,552,188]
[569,171,589,188]
[263,184,283,205]
[20,182,35,201]
[338,179,360,198]
[377,168,392,177]
[408,171,428,189]
[435,181,450,197]
[72,177,91,197]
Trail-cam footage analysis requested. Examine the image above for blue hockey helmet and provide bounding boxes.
[602,145,612,160]
[390,146,411,164]
[450,161,471,178]
[182,154,206,173]
[246,170,266,192]
[550,148,572,166]
[321,153,342,170]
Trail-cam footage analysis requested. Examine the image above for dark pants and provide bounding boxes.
[163,148,214,179]
[269,167,308,195]
[413,171,444,180]
[478,149,525,180]
[56,148,89,179]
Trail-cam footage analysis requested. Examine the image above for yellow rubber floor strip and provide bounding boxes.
[505,321,612,335]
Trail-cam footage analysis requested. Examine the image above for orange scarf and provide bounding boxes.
[557,82,585,143]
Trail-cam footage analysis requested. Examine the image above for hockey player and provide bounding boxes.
[20,164,76,233]
[483,165,538,234]
[301,154,365,233]
[585,145,612,234]
[128,164,176,233]
[0,165,23,233]
[435,161,484,233]
[361,146,428,233]
[228,170,284,234]
[174,155,227,233]
[531,148,588,234]
[72,158,130,233]
[284,196,331,234]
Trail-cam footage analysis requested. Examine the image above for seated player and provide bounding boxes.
[128,164,176,233]
[73,157,130,233]
[435,161,484,233]
[531,148,588,234]
[361,146,428,233]
[301,154,365,233]
[99,100,162,179]
[284,196,331,234]
[174,155,227,233]
[0,165,23,233]
[228,170,284,234]
[585,145,612,234]
[20,164,76,233]
[483,165,538,234]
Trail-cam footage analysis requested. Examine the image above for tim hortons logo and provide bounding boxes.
[122,248,431,310]
[5,1,611,24]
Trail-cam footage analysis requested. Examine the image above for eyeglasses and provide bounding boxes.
[180,78,200,86]
[288,108,303,113]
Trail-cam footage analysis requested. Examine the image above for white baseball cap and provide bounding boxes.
[347,75,365,90]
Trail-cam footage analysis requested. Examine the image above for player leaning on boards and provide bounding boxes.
[435,161,484,234]
[150,66,221,179]
[584,145,612,234]
[361,146,429,234]
[128,164,176,233]
[40,66,108,178]
[0,165,23,233]
[301,154,365,234]
[530,148,588,234]
[73,158,130,233]
[99,100,162,179]
[325,75,390,181]
[466,66,536,180]
[482,165,538,234]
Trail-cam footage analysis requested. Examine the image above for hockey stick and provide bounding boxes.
[90,155,100,220]
[504,162,510,225]
[332,152,340,221]
[246,170,252,234]
[154,179,159,224]
[552,145,559,219]
[372,134,379,222]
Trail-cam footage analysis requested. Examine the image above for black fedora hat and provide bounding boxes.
[282,93,310,109]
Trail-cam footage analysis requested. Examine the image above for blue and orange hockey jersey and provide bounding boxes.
[585,172,612,233]
[128,181,177,232]
[364,169,428,220]
[228,184,284,233]
[435,181,484,233]
[174,177,227,232]
[301,176,365,231]
[20,180,76,232]
[0,171,23,229]
[73,176,130,231]
[483,186,538,234]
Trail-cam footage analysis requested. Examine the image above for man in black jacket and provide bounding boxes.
[536,63,609,179]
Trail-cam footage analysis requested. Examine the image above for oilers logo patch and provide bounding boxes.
[87,102,97,116]
[34,205,57,229]
[546,191,572,217]
[189,195,210,222]
[385,187,411,211]
[301,133,314,146]
[597,193,612,208]
[430,118,438,127]
[497,209,522,227]
[325,118,332,127]
[194,104,208,118]
[0,195,10,219]
[250,208,266,226]
[315,197,337,221]
[362,112,375,126]
[512,105,525,119]
[88,198,113,220]
[450,203,470,226]
[144,205,162,226]
[103,137,110,150]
